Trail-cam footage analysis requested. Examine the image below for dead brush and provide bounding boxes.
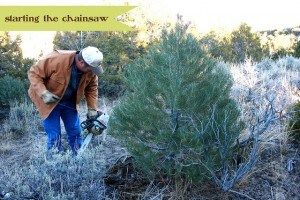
[0,142,108,199]
[209,57,300,198]
[2,99,42,140]
[230,57,300,146]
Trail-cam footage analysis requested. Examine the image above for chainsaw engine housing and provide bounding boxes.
[80,111,109,135]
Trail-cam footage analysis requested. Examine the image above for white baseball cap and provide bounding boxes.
[81,46,103,75]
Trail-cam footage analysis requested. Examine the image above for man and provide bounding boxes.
[28,46,103,155]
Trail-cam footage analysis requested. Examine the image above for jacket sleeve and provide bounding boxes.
[27,57,52,97]
[84,74,99,109]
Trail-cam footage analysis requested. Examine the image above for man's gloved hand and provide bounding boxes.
[87,108,98,119]
[41,90,60,104]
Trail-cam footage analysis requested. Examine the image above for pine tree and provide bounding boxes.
[230,23,265,62]
[109,19,243,184]
[292,40,300,58]
[0,32,34,80]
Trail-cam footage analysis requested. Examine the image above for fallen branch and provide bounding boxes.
[287,157,300,172]
[229,189,255,200]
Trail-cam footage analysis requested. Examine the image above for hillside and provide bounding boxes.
[258,25,300,37]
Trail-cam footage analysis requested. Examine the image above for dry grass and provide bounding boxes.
[0,98,121,199]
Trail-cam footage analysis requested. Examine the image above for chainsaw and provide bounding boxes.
[77,110,109,155]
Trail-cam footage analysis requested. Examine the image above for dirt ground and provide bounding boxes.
[2,132,298,199]
[102,142,300,200]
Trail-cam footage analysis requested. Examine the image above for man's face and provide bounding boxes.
[77,60,92,73]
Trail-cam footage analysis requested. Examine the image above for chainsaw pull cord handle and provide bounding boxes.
[80,120,93,130]
[80,110,103,129]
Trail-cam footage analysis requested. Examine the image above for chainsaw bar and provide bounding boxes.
[78,132,93,156]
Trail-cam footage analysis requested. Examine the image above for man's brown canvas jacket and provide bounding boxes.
[28,50,98,119]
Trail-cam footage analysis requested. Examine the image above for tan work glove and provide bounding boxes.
[41,90,60,104]
[87,108,98,119]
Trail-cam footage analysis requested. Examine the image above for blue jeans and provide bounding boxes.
[43,101,82,155]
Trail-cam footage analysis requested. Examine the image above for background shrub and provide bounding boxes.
[292,40,300,58]
[0,76,27,106]
[0,32,35,80]
[271,48,292,60]
[98,74,126,99]
[288,101,300,143]
[199,23,269,63]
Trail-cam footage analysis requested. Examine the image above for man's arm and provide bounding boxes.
[28,58,48,97]
[84,74,99,109]
[28,52,62,105]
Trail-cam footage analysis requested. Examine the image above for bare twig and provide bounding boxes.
[132,133,167,151]
[228,189,255,200]
[287,157,300,172]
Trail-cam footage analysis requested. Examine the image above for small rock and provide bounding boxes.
[0,191,12,199]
